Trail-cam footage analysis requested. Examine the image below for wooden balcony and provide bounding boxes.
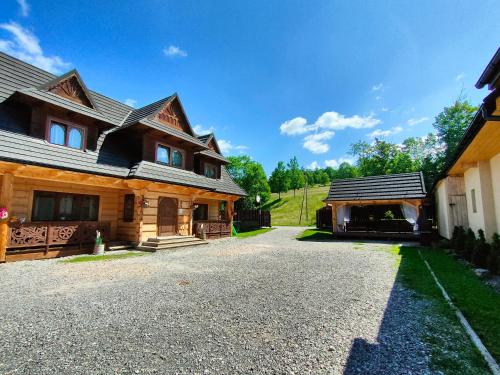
[7,221,111,254]
[193,220,231,239]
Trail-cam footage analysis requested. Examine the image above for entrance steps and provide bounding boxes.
[136,235,208,252]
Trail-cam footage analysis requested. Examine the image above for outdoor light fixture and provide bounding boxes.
[139,198,150,208]
[256,194,261,204]
[192,204,199,210]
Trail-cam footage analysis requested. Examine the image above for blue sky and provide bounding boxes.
[0,0,499,174]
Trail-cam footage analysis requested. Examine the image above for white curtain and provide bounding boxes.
[336,205,351,231]
[401,203,419,231]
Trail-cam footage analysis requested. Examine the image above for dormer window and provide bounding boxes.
[204,163,217,179]
[155,143,185,169]
[47,118,85,150]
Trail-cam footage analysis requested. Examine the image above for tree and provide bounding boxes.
[287,156,304,196]
[318,171,330,186]
[227,155,271,209]
[269,161,289,199]
[433,99,477,165]
[334,162,359,179]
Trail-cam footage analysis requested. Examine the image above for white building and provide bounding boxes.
[435,48,500,240]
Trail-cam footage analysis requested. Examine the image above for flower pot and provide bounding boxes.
[93,244,105,255]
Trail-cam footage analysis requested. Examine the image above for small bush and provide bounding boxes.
[463,228,476,261]
[472,229,490,269]
[451,226,466,255]
[489,233,500,275]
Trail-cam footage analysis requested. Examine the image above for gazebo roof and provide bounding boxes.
[326,172,427,202]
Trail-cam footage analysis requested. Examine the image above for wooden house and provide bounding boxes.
[0,52,246,262]
[434,48,500,240]
[324,172,428,239]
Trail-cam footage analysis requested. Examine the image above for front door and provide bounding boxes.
[157,197,178,236]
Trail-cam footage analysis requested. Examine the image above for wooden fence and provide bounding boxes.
[316,206,332,229]
[234,209,271,230]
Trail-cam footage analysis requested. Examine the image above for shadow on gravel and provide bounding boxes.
[342,248,429,375]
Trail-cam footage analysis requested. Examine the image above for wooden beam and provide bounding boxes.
[0,173,14,262]
[331,203,338,233]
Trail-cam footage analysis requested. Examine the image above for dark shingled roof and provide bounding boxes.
[326,172,427,201]
[476,47,500,90]
[0,52,246,196]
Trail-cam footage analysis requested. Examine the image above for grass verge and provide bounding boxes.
[236,227,274,239]
[60,251,148,263]
[393,245,498,373]
[296,228,332,241]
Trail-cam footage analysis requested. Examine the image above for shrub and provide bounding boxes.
[384,210,395,220]
[489,233,500,275]
[451,226,466,255]
[463,228,476,261]
[472,229,490,269]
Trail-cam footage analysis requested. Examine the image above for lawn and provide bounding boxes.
[60,251,149,263]
[262,185,329,226]
[394,246,499,373]
[236,227,274,239]
[296,228,332,241]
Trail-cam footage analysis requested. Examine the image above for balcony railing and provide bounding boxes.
[8,221,111,252]
[193,220,231,239]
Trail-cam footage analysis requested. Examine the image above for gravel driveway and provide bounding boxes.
[0,227,431,374]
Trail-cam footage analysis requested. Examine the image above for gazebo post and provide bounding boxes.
[331,202,338,233]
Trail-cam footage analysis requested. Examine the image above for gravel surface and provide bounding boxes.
[0,227,433,374]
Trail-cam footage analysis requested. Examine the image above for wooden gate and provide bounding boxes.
[157,197,178,236]
[449,194,468,229]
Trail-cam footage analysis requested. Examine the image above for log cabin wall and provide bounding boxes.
[9,176,122,240]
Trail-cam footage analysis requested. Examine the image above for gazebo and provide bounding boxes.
[324,172,429,239]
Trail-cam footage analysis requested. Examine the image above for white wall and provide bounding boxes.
[464,167,485,235]
[490,152,500,235]
[436,179,451,239]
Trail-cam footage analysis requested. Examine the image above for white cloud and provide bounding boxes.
[218,139,248,154]
[124,98,137,107]
[381,107,389,112]
[371,83,384,91]
[307,161,320,170]
[280,117,309,135]
[193,124,215,135]
[163,45,187,58]
[455,73,465,81]
[324,157,354,168]
[303,131,334,154]
[375,95,382,101]
[0,22,70,74]
[17,0,30,17]
[407,117,429,126]
[314,111,381,131]
[367,126,403,138]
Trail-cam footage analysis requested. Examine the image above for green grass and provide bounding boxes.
[262,185,329,226]
[236,227,274,239]
[393,246,498,373]
[60,251,148,263]
[296,228,332,241]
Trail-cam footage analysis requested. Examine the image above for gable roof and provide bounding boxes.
[195,133,228,163]
[0,52,132,125]
[116,94,208,149]
[38,69,98,109]
[326,172,427,201]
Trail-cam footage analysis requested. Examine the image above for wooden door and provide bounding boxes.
[157,197,178,236]
[449,194,468,229]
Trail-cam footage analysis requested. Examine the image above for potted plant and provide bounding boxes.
[93,230,105,255]
[0,207,8,223]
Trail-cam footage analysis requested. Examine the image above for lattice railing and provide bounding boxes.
[8,221,111,251]
[193,220,231,239]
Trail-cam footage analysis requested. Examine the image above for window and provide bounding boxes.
[172,150,183,168]
[471,189,477,213]
[204,163,217,179]
[219,201,227,220]
[32,191,99,221]
[47,120,86,149]
[123,194,135,222]
[156,145,170,164]
[155,143,184,168]
[193,204,208,221]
